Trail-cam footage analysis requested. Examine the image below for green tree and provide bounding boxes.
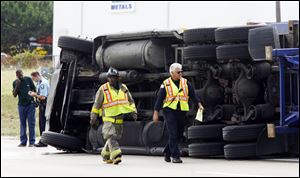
[1,1,53,54]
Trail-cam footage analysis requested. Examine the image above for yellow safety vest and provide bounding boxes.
[94,82,136,124]
[162,77,189,111]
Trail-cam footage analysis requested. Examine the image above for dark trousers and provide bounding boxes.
[38,102,47,136]
[163,108,186,158]
[18,104,36,145]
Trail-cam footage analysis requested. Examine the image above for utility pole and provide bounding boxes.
[276,1,281,22]
[80,2,84,37]
[166,1,170,29]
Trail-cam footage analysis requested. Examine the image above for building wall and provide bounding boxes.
[53,1,299,56]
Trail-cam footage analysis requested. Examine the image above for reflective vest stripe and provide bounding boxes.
[100,82,136,118]
[165,79,173,97]
[102,117,123,124]
[163,78,188,99]
[181,78,188,96]
[102,99,130,108]
[162,77,190,111]
[164,96,189,102]
[91,107,100,114]
[103,83,113,103]
[101,83,130,108]
[165,78,188,98]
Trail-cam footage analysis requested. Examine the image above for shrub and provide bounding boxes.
[12,50,42,68]
[1,50,53,69]
[1,55,17,68]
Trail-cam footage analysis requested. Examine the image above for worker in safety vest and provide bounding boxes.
[153,63,204,163]
[90,67,137,165]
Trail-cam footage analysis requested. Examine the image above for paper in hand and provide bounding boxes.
[195,109,203,122]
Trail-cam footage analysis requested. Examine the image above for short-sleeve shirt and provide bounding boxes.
[13,76,36,106]
[37,77,50,97]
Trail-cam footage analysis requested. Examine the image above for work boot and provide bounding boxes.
[103,158,113,164]
[18,143,26,147]
[34,141,48,147]
[113,154,122,165]
[101,150,111,164]
[164,154,171,162]
[172,157,183,163]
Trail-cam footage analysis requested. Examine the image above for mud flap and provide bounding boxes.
[256,127,288,156]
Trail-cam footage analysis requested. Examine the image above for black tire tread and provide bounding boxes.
[188,124,226,140]
[183,28,217,44]
[223,124,266,142]
[215,25,265,43]
[58,36,93,54]
[216,43,251,61]
[224,142,257,159]
[183,45,218,61]
[41,131,84,151]
[189,142,225,157]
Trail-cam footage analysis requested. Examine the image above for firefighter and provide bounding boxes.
[153,63,204,163]
[90,67,137,165]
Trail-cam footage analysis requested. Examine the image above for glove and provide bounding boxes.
[131,112,138,121]
[90,115,98,126]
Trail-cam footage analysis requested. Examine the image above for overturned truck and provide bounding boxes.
[42,21,299,159]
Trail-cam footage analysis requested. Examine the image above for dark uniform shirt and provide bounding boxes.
[154,78,200,111]
[13,76,36,106]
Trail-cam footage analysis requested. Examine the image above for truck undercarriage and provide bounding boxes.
[42,21,299,159]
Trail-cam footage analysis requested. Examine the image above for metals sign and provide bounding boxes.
[111,1,135,13]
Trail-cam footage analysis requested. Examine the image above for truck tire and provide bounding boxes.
[96,124,105,147]
[88,127,98,149]
[60,50,81,64]
[142,121,168,147]
[98,122,145,147]
[120,146,148,155]
[120,121,144,147]
[41,131,84,152]
[58,36,93,54]
[150,147,189,157]
[267,74,280,106]
[248,26,280,61]
[215,25,264,43]
[188,124,226,140]
[189,142,225,157]
[72,89,96,105]
[216,43,251,61]
[98,146,149,155]
[223,124,266,142]
[224,143,257,159]
[71,110,90,118]
[183,45,217,61]
[183,28,217,44]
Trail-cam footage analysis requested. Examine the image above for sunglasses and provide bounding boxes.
[177,71,183,74]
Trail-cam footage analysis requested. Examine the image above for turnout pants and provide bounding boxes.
[101,121,123,160]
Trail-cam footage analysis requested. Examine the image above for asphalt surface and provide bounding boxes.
[1,136,299,177]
